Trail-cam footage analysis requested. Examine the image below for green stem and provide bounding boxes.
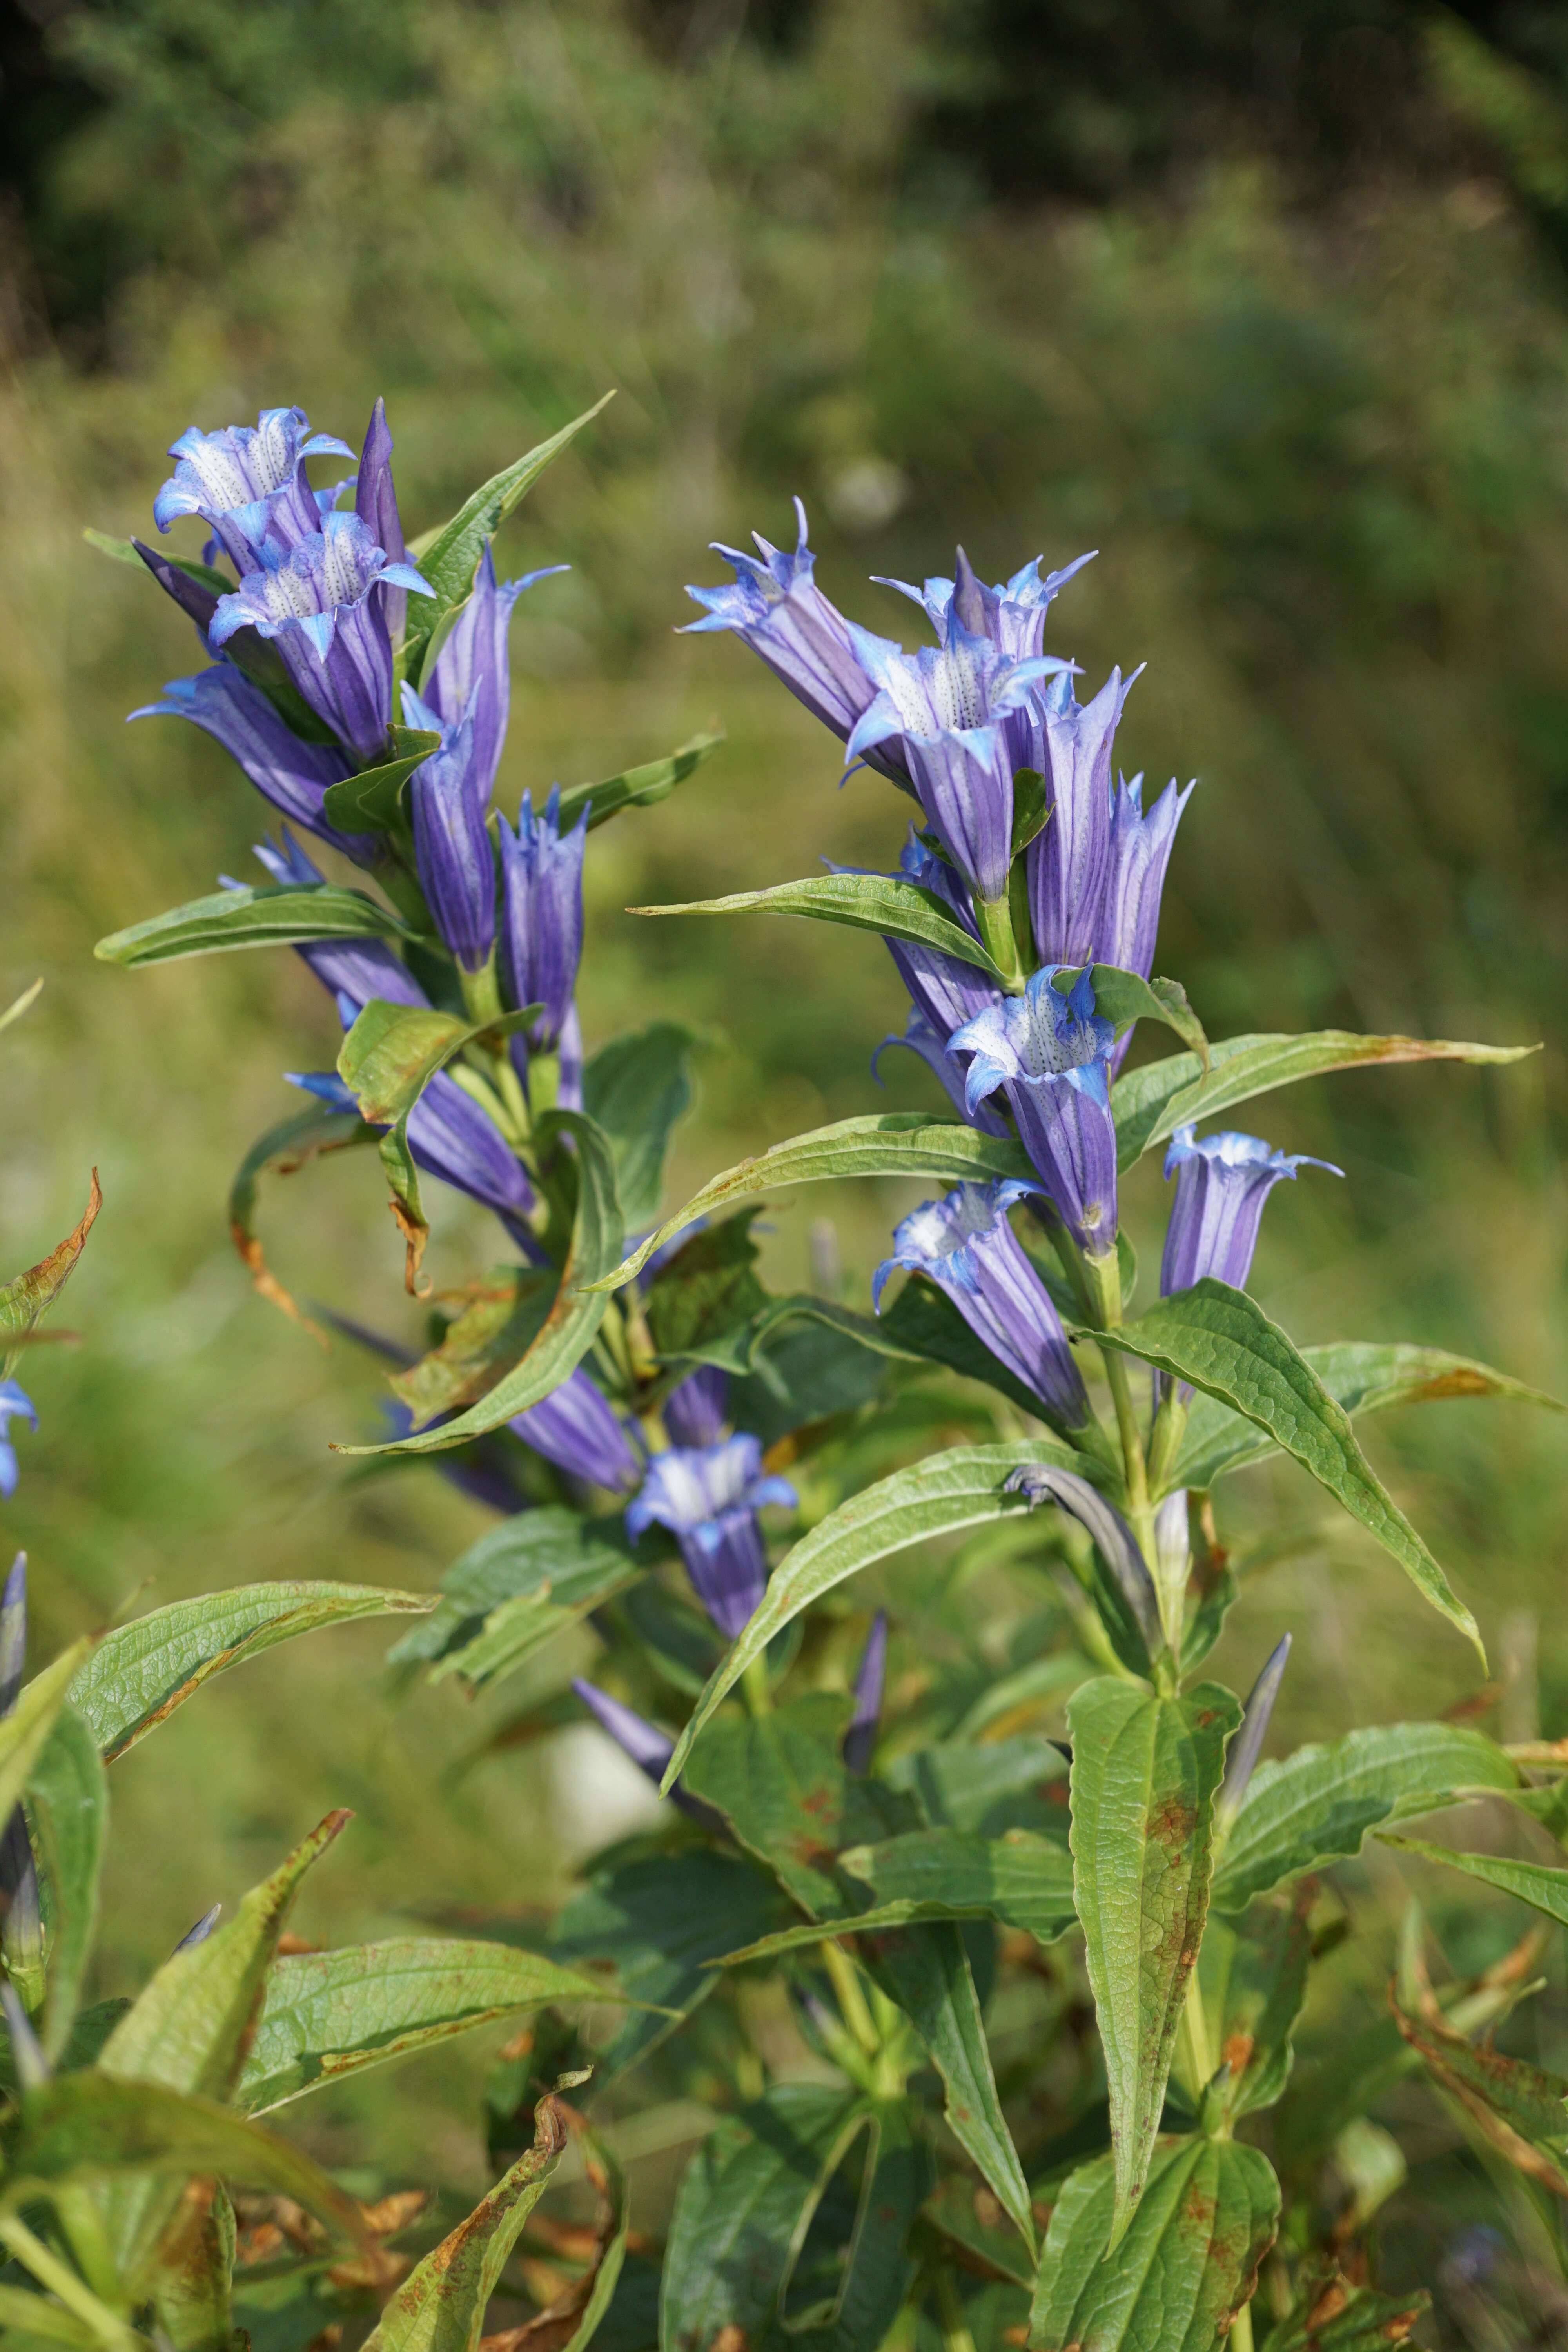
[459,954,505,1026]
[935,2267,978,2352]
[822,1940,880,2057]
[0,2216,138,2352]
[741,1650,773,1716]
[974,893,1027,994]
[1230,2302,1255,2352]
[1181,1968,1218,2099]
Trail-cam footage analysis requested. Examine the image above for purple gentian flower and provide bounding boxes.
[0,1390,37,1501]
[497,788,588,1051]
[883,831,1002,1040]
[0,1556,39,1970]
[420,545,566,802]
[842,1611,887,1777]
[211,514,432,766]
[683,499,880,745]
[401,685,496,973]
[664,1366,729,1448]
[154,406,354,572]
[875,545,1097,664]
[949,968,1119,1260]
[131,667,371,860]
[354,398,408,641]
[510,1369,644,1494]
[873,1179,1089,1431]
[571,1680,724,1830]
[626,1436,797,1640]
[1216,1634,1292,1826]
[1160,1126,1342,1298]
[844,618,1070,906]
[873,1012,1009,1138]
[287,1054,537,1241]
[1102,772,1195,1074]
[1026,667,1135,969]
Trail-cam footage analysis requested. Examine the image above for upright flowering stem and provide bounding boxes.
[1080,1245,1160,1644]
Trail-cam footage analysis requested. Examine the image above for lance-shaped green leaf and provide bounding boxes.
[319,724,443,835]
[339,1109,623,1454]
[27,1709,107,2061]
[552,1848,796,2078]
[590,1114,1034,1294]
[336,998,535,1286]
[1392,1994,1568,2198]
[630,872,1011,984]
[0,1641,95,1852]
[402,393,613,673]
[1096,1279,1484,1661]
[583,1020,700,1230]
[722,1829,1076,1961]
[0,2285,104,2348]
[1027,2135,1279,2351]
[659,2084,927,2352]
[1175,1338,1564,1489]
[9,2077,365,2238]
[229,1098,377,1331]
[1264,2270,1428,2350]
[0,1174,101,1371]
[1067,1679,1241,2244]
[361,2094,569,2352]
[1178,1881,1316,2120]
[1212,1723,1517,1911]
[861,1924,1034,2250]
[682,1699,1031,2246]
[69,1583,432,1760]
[235,1938,622,2114]
[96,1809,351,2276]
[96,882,414,967]
[1111,1027,1536,1171]
[389,1509,638,1670]
[1379,1834,1568,1930]
[682,1694,919,1917]
[661,1441,1096,1791]
[555,726,724,835]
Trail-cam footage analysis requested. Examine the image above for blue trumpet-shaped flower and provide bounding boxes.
[132,668,369,860]
[1160,1126,1342,1298]
[626,1435,797,1640]
[842,1611,887,1777]
[876,545,1097,664]
[663,1365,729,1448]
[683,500,880,745]
[421,546,566,804]
[874,1179,1090,1431]
[401,685,495,974]
[1103,774,1194,981]
[572,1680,724,1829]
[949,969,1119,1259]
[497,788,588,1053]
[873,1012,1004,1136]
[154,406,354,573]
[845,621,1071,907]
[211,513,431,766]
[0,1390,37,1501]
[1026,667,1135,969]
[0,1556,40,1976]
[510,1370,644,1495]
[353,398,409,640]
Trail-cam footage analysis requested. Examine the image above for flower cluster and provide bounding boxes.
[690,509,1341,1573]
[132,401,590,1238]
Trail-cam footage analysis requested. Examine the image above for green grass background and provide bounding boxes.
[1,0,1567,2297]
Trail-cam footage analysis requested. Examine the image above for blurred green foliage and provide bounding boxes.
[3,0,1568,2326]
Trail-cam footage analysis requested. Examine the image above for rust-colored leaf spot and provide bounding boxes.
[1222,2032,1255,2077]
